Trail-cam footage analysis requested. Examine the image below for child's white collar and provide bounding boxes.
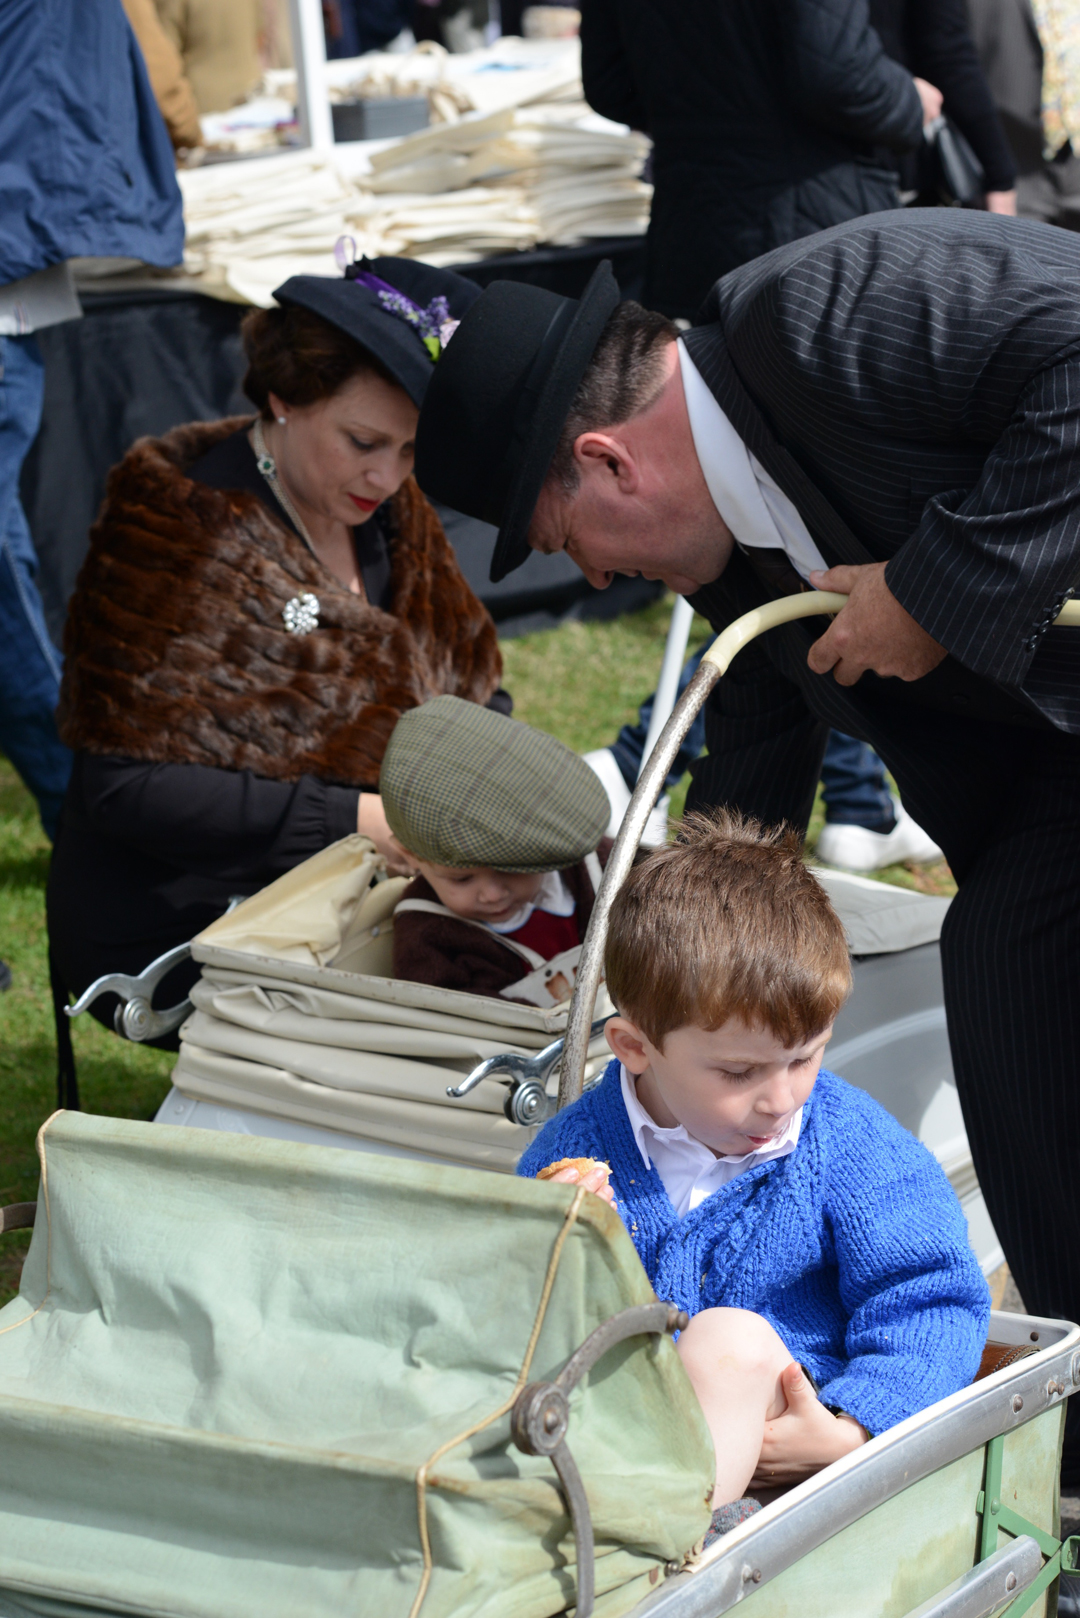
[485,869,575,934]
[619,1063,803,1218]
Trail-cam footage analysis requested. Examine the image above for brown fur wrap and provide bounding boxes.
[58,417,502,788]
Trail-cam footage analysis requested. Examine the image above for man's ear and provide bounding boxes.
[605,1015,651,1073]
[573,431,639,492]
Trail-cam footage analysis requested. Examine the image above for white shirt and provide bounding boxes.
[619,1063,802,1218]
[486,869,575,934]
[677,338,827,582]
[0,263,81,337]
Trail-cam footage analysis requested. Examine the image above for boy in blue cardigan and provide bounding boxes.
[518,811,989,1509]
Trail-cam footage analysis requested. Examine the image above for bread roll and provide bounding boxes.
[536,1156,611,1185]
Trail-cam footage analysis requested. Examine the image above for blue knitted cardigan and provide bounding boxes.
[518,1062,990,1437]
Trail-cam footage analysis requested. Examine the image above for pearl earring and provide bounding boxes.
[277,416,286,425]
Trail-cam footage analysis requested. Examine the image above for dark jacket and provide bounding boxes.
[581,0,923,315]
[679,210,1080,863]
[0,0,183,286]
[392,850,608,999]
[47,420,503,1027]
[966,0,1045,174]
[870,0,1017,193]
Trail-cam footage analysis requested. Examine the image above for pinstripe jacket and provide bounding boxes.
[685,208,1080,735]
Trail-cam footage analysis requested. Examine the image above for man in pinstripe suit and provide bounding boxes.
[416,206,1080,1479]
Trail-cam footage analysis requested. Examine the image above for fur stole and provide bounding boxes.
[58,417,502,789]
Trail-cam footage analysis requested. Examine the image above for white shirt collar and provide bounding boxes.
[676,338,827,582]
[486,868,575,934]
[619,1063,802,1218]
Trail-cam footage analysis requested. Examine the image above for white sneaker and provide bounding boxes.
[582,748,670,848]
[815,800,942,872]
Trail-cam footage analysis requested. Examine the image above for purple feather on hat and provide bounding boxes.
[334,242,459,360]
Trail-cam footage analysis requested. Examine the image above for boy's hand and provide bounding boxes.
[751,1363,868,1486]
[545,1163,617,1207]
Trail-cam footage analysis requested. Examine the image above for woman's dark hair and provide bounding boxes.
[241,304,396,419]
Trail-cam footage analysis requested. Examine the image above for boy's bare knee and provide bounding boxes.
[677,1307,791,1379]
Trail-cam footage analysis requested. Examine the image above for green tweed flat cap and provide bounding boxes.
[379,695,610,873]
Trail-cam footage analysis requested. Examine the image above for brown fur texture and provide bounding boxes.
[58,417,502,789]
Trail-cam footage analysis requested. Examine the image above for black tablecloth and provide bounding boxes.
[21,237,652,645]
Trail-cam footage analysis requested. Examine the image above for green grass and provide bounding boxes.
[0,593,955,1304]
[0,765,174,1304]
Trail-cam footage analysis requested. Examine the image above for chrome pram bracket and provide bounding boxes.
[511,1300,689,1618]
[65,941,194,1043]
[447,1018,611,1126]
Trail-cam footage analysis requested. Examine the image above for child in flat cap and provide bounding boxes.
[380,696,613,1005]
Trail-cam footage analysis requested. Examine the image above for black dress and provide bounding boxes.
[47,431,395,1041]
[869,0,1017,197]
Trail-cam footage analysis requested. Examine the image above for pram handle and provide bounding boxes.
[63,896,247,1045]
[558,589,1080,1112]
[65,941,195,1043]
[448,1017,611,1126]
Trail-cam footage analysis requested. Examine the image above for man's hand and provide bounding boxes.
[751,1363,868,1486]
[807,563,947,686]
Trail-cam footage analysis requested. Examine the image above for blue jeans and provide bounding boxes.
[609,643,711,790]
[612,643,895,832]
[0,334,71,841]
[819,730,894,831]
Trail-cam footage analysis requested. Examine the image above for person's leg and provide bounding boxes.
[0,333,71,840]
[936,732,1080,1480]
[608,643,712,791]
[1015,165,1059,225]
[820,731,894,830]
[817,730,942,870]
[676,1308,794,1503]
[686,638,828,833]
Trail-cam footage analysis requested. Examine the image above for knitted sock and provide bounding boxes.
[702,1497,762,1549]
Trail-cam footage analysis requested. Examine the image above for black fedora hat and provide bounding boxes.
[272,253,482,408]
[413,261,620,582]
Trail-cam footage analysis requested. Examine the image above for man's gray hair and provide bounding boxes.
[547,302,679,497]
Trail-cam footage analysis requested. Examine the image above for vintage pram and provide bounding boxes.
[4,590,1078,1617]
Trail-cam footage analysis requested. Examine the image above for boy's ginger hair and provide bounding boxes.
[605,810,852,1048]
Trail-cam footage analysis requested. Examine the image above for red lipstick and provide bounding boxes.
[349,494,379,513]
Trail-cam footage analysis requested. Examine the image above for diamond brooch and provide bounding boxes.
[282,593,320,636]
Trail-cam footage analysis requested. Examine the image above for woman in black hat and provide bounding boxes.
[48,254,504,1040]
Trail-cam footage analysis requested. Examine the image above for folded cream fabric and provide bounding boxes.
[154,38,652,303]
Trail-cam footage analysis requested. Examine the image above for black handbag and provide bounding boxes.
[922,114,986,205]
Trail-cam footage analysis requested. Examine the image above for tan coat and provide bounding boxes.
[155,0,262,115]
[122,0,201,149]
